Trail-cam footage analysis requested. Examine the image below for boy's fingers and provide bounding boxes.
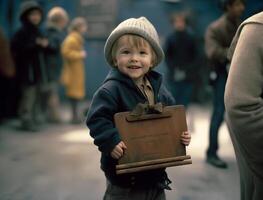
[116,149,123,157]
[181,138,190,142]
[112,151,121,158]
[181,136,191,140]
[115,146,123,154]
[181,140,190,145]
[111,153,117,159]
[120,142,127,149]
[111,152,118,159]
[181,138,190,144]
[113,154,121,159]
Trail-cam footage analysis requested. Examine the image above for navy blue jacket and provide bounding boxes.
[86,68,175,187]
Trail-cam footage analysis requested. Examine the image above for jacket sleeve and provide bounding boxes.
[61,37,83,61]
[86,88,121,155]
[11,30,39,57]
[225,24,263,179]
[205,25,228,64]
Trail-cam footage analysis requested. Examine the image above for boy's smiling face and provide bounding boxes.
[113,35,154,82]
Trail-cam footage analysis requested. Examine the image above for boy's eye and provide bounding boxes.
[121,50,130,54]
[140,51,147,55]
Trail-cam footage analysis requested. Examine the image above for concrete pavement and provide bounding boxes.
[0,105,239,200]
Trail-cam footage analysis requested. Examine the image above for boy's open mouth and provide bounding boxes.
[127,65,141,69]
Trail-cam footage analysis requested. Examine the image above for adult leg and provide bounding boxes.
[47,82,61,123]
[69,97,82,124]
[33,83,47,125]
[179,81,193,108]
[18,85,38,131]
[207,73,227,168]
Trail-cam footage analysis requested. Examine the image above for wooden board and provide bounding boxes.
[114,105,192,174]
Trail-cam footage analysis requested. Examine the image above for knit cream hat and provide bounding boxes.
[104,17,164,67]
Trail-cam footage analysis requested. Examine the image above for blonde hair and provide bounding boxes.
[47,7,68,27]
[68,17,86,32]
[111,34,157,67]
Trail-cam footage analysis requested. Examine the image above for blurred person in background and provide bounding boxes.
[0,27,15,123]
[205,0,245,168]
[164,12,197,109]
[44,6,68,123]
[225,11,263,200]
[11,0,48,131]
[61,17,87,124]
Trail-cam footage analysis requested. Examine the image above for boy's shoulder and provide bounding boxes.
[98,79,120,94]
[100,69,134,89]
[97,75,130,98]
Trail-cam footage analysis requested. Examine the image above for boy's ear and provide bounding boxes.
[113,58,118,66]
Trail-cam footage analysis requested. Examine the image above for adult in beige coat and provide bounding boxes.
[225,12,263,200]
[61,17,87,123]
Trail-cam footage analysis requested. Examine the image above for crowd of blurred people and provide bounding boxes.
[0,1,88,131]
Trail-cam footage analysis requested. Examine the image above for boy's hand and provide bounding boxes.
[110,141,127,159]
[181,131,191,146]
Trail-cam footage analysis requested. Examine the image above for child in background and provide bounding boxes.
[44,7,68,123]
[11,0,48,131]
[86,17,191,200]
[61,17,87,124]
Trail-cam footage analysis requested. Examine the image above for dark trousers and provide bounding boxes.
[18,85,40,124]
[207,73,227,156]
[69,97,81,120]
[18,83,47,126]
[104,181,166,200]
[42,81,61,121]
[167,80,193,108]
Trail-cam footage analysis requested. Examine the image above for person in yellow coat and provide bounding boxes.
[61,17,87,124]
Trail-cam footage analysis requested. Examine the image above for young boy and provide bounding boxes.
[86,17,191,200]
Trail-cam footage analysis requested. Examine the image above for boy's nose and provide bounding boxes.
[130,53,139,62]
